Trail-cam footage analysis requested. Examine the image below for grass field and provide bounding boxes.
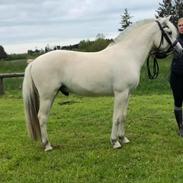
[0,57,183,183]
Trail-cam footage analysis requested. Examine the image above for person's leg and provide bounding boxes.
[170,72,183,136]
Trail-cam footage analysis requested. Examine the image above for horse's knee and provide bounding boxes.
[114,117,121,126]
[116,119,120,126]
[38,114,47,124]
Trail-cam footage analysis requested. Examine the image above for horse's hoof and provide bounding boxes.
[44,144,53,152]
[119,136,130,144]
[111,140,122,149]
[122,137,130,144]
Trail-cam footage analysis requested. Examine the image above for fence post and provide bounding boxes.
[0,73,24,95]
[0,77,4,95]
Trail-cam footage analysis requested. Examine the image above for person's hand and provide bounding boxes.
[173,41,183,57]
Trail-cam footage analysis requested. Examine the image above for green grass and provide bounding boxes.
[0,59,26,92]
[0,59,27,73]
[0,57,183,183]
[0,94,183,183]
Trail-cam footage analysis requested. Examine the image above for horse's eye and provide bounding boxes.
[168,31,172,36]
[164,27,172,36]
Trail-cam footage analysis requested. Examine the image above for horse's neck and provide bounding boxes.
[109,23,156,69]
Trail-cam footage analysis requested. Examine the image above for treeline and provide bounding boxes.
[0,38,112,61]
[62,38,112,52]
[27,38,113,55]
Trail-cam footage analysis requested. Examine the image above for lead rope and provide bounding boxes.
[146,21,162,80]
[146,54,159,79]
[146,20,179,80]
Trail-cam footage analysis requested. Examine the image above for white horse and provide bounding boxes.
[23,17,182,151]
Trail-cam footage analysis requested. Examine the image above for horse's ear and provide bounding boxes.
[157,16,171,23]
[166,15,171,21]
[157,17,166,24]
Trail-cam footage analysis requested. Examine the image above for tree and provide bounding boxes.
[0,45,7,59]
[156,0,183,25]
[156,0,174,17]
[174,0,183,20]
[45,44,51,53]
[96,33,105,40]
[53,45,61,50]
[118,8,133,32]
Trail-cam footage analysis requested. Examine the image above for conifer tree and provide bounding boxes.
[0,45,7,59]
[156,0,183,25]
[118,8,133,31]
[156,0,174,17]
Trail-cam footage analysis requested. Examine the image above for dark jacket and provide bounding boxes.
[171,34,183,75]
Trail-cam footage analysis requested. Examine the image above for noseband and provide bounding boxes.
[155,20,178,54]
[147,20,177,79]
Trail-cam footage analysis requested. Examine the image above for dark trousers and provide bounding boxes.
[170,72,183,108]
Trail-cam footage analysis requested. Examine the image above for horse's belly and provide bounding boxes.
[66,80,113,96]
[64,64,113,96]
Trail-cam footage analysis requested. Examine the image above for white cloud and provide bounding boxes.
[0,0,162,53]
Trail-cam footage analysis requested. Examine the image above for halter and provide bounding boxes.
[155,20,178,53]
[147,20,178,79]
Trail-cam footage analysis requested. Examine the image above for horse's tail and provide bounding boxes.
[22,63,41,141]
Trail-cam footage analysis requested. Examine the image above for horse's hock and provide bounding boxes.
[0,73,24,95]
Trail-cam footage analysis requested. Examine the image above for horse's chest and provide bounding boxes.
[113,69,140,91]
[127,71,140,89]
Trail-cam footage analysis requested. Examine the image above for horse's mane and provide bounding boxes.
[109,18,155,46]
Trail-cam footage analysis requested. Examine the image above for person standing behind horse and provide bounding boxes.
[170,17,183,136]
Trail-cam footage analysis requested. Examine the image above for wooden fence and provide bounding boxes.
[0,72,24,95]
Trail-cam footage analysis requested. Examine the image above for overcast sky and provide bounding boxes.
[0,0,162,54]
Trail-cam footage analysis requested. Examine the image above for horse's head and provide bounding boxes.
[153,16,183,56]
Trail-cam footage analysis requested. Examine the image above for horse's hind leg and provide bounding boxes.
[111,90,129,149]
[38,94,56,151]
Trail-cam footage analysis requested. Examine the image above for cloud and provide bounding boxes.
[0,0,159,25]
[0,0,161,53]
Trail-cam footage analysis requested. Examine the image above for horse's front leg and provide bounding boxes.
[118,94,130,145]
[111,90,129,149]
